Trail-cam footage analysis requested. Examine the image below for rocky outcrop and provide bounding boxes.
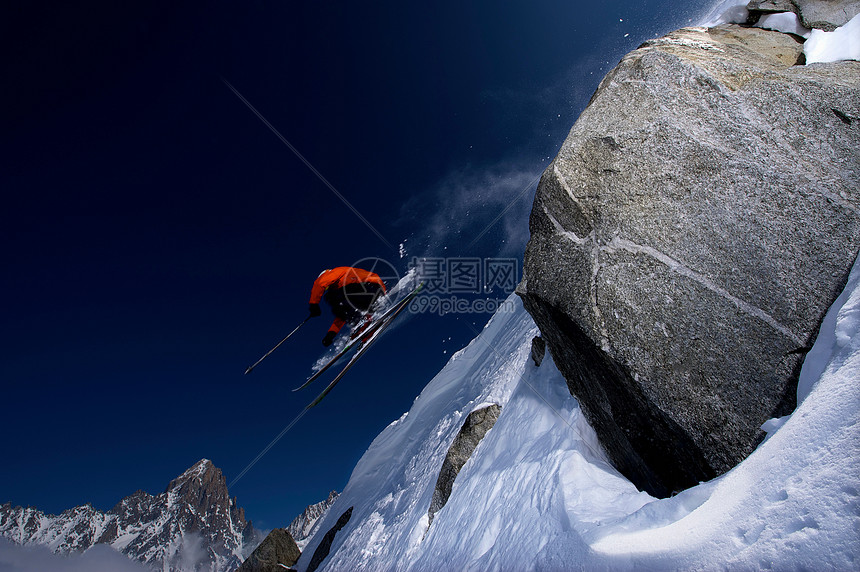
[0,459,260,571]
[519,23,860,496]
[427,404,502,526]
[748,0,860,30]
[236,528,301,572]
[306,507,353,572]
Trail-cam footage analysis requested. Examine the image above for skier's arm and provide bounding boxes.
[309,280,327,305]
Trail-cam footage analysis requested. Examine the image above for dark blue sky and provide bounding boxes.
[2,1,712,530]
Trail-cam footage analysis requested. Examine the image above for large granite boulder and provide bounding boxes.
[519,24,860,497]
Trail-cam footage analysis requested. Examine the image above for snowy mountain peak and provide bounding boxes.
[0,460,262,571]
[165,458,218,492]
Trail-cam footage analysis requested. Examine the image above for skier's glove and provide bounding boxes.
[322,331,337,347]
[309,303,322,317]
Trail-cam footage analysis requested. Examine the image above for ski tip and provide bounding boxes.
[244,367,253,375]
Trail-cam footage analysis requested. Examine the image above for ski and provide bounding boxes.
[293,283,423,392]
[305,290,415,409]
[294,337,356,392]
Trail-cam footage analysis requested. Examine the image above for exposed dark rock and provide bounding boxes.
[428,404,502,525]
[236,528,300,572]
[531,336,547,367]
[520,24,860,497]
[306,507,353,572]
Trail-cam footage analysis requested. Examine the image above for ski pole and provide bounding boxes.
[244,316,311,375]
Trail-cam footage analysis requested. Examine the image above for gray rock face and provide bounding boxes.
[747,0,860,30]
[427,404,502,525]
[747,0,797,13]
[236,528,300,572]
[519,24,860,496]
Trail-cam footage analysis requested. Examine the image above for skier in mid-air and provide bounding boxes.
[244,264,417,403]
[308,267,387,346]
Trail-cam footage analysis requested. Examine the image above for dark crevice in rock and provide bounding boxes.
[773,357,803,418]
[427,405,502,526]
[531,336,546,367]
[795,50,807,66]
[833,108,855,125]
[307,507,353,572]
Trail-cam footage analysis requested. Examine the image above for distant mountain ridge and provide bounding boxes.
[0,459,262,571]
[287,491,338,550]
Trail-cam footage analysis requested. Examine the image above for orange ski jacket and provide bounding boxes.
[309,267,387,333]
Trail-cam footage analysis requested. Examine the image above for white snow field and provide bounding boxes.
[804,12,860,63]
[297,253,859,571]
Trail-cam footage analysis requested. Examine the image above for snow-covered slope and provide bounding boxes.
[296,254,860,570]
[297,294,541,569]
[0,460,260,572]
